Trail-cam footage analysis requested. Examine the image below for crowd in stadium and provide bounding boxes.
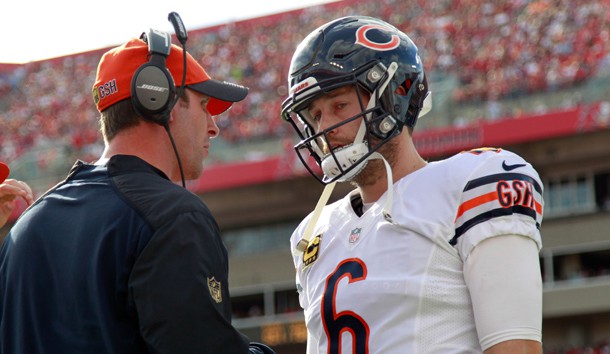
[1,0,609,167]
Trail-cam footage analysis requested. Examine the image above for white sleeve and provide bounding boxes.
[306,329,319,354]
[463,234,543,350]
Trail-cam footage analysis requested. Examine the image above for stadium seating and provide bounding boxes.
[1,0,608,176]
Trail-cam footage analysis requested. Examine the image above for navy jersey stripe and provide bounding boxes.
[464,172,542,194]
[450,205,540,245]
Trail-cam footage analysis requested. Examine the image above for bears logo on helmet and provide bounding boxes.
[355,24,400,51]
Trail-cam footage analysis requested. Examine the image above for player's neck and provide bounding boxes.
[357,154,427,204]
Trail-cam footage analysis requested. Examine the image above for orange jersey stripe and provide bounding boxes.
[455,192,497,220]
[456,192,543,221]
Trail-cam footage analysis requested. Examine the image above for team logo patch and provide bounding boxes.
[207,277,222,303]
[355,24,400,51]
[349,227,362,244]
[92,87,100,106]
[303,234,322,269]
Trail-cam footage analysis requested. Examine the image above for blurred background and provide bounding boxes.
[1,0,610,352]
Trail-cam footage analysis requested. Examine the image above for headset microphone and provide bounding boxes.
[166,12,188,114]
[166,11,189,188]
[168,12,188,44]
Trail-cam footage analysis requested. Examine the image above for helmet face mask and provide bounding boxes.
[281,16,431,184]
[283,63,401,184]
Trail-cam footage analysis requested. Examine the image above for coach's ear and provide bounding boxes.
[167,110,176,123]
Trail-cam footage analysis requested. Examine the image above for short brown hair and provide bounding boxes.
[99,91,190,142]
[99,99,140,142]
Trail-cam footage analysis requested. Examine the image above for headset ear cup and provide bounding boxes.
[131,59,175,125]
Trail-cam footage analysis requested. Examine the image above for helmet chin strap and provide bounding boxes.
[295,180,336,253]
[294,151,396,255]
[320,120,369,183]
[374,152,396,223]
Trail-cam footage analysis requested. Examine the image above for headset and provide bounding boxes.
[131,12,190,187]
[131,28,175,125]
[131,12,188,126]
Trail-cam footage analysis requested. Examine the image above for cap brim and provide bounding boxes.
[188,80,249,115]
[0,162,9,183]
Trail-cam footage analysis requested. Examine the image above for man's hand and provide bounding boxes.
[0,179,34,227]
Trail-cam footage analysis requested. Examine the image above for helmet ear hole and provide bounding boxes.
[396,80,410,96]
[404,74,428,128]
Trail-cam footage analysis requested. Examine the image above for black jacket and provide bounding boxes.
[0,155,251,354]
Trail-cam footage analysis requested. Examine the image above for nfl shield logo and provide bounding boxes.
[207,277,222,303]
[349,228,362,243]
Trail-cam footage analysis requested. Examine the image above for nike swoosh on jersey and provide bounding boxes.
[502,160,526,171]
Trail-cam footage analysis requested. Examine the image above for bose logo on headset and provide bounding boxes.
[131,28,176,126]
[137,84,171,93]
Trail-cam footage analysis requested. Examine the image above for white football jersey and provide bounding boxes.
[290,148,543,354]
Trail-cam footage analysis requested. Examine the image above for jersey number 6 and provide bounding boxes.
[322,258,370,354]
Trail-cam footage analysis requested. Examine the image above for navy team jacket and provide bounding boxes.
[0,155,251,354]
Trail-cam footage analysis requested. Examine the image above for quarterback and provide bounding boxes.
[281,16,543,353]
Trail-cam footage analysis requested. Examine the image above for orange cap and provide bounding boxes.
[0,161,9,183]
[92,38,248,115]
